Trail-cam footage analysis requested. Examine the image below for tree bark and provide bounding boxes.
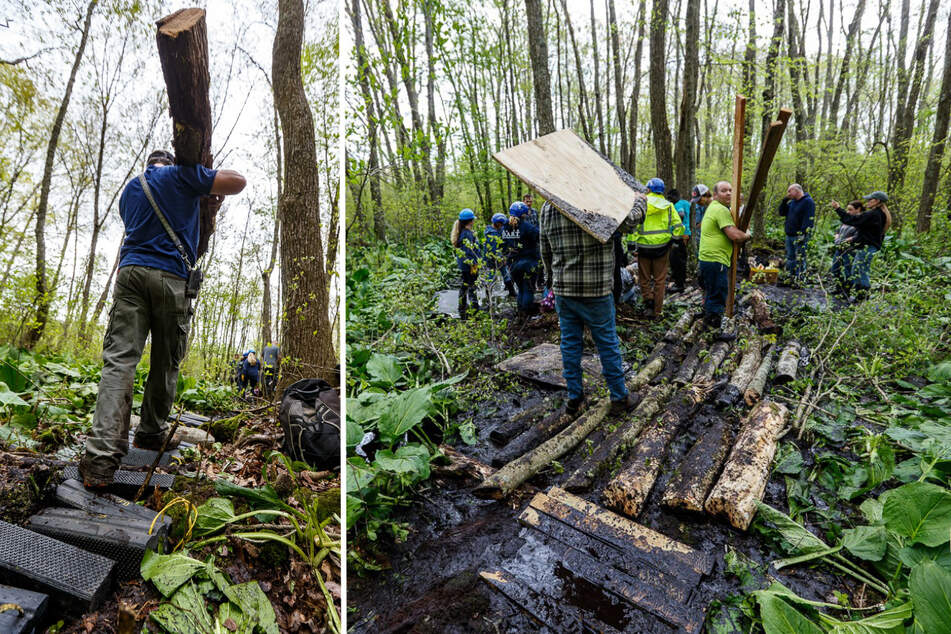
[273,0,337,385]
[744,344,775,405]
[760,0,785,142]
[649,0,674,184]
[350,0,384,239]
[662,418,733,512]
[674,0,700,194]
[23,0,97,349]
[774,340,801,384]
[828,0,866,133]
[561,0,593,141]
[916,12,951,233]
[626,0,648,173]
[608,0,627,164]
[590,0,606,153]
[526,0,556,136]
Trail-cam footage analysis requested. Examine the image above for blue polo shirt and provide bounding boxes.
[118,164,217,279]
[674,199,691,236]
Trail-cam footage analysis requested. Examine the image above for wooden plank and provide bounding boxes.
[519,504,697,597]
[560,548,706,633]
[542,489,714,576]
[495,343,602,389]
[479,569,621,634]
[727,95,747,318]
[492,129,647,243]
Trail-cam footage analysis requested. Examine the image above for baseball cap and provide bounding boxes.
[863,191,888,202]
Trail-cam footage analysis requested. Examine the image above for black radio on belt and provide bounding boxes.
[186,266,203,299]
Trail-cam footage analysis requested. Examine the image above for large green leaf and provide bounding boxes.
[193,498,237,537]
[347,419,365,449]
[149,580,215,633]
[366,353,403,387]
[221,581,279,634]
[213,479,287,512]
[881,482,951,547]
[909,560,951,634]
[373,444,431,483]
[346,457,377,496]
[140,550,206,597]
[756,502,829,555]
[756,593,823,634]
[818,601,912,633]
[841,525,887,561]
[377,386,434,443]
[0,381,29,407]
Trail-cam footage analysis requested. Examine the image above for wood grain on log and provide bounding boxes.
[744,344,775,405]
[745,288,782,334]
[717,337,762,407]
[662,419,733,512]
[774,341,801,384]
[693,340,731,383]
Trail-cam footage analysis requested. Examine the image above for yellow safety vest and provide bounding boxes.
[628,193,685,247]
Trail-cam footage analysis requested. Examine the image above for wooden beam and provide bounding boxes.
[739,108,792,230]
[726,95,747,317]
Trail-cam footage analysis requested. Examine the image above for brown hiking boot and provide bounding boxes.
[78,455,113,490]
[132,431,181,452]
[609,392,639,415]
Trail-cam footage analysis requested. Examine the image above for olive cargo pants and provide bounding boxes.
[82,266,192,476]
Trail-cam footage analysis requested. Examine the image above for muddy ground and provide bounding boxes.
[349,284,862,633]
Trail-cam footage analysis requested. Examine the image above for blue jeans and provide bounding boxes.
[554,295,628,402]
[833,245,878,291]
[510,258,537,312]
[698,260,728,316]
[785,235,808,281]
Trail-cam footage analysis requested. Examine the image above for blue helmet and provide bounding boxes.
[458,208,475,221]
[647,177,665,194]
[509,201,529,217]
[491,213,507,224]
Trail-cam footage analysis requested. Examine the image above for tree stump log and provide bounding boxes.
[774,341,801,385]
[716,337,762,407]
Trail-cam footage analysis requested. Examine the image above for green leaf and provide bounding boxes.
[193,498,237,537]
[881,482,951,547]
[775,442,805,475]
[377,386,434,443]
[860,498,884,524]
[756,502,829,555]
[898,543,951,569]
[347,419,365,449]
[373,444,431,482]
[818,601,912,633]
[221,581,279,634]
[149,580,215,633]
[346,457,377,496]
[909,560,951,634]
[213,479,287,512]
[140,550,206,597]
[842,525,887,561]
[756,593,823,634]
[0,381,29,407]
[458,420,477,445]
[366,353,402,387]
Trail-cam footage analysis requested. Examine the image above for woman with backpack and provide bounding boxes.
[829,191,892,301]
[451,208,481,320]
[241,349,261,396]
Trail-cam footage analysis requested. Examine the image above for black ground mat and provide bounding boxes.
[120,445,179,467]
[27,508,163,581]
[56,479,171,530]
[0,583,48,634]
[0,520,114,611]
[62,467,175,496]
[166,412,210,428]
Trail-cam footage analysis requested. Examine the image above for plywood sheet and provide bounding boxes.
[493,129,647,243]
[495,343,601,389]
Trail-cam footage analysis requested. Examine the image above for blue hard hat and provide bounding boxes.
[491,213,507,224]
[647,177,665,194]
[509,201,529,217]
[459,208,475,221]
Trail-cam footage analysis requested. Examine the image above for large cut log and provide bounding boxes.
[693,341,731,383]
[434,444,495,481]
[628,355,665,391]
[745,288,782,335]
[489,398,556,445]
[473,401,610,500]
[683,318,705,344]
[602,391,702,517]
[562,384,674,492]
[662,419,734,512]
[774,341,801,385]
[155,9,215,258]
[491,406,575,467]
[716,337,763,407]
[663,311,695,342]
[674,343,703,385]
[705,400,788,529]
[744,344,775,406]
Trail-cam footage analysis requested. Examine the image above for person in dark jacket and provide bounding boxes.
[667,188,691,292]
[504,201,540,317]
[452,208,481,319]
[484,213,517,297]
[830,191,891,300]
[241,350,260,396]
[778,184,815,287]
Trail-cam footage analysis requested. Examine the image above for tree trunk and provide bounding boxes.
[649,0,674,184]
[674,0,700,194]
[626,0,647,173]
[561,0,593,142]
[608,0,627,163]
[662,418,733,512]
[273,0,337,384]
[828,0,866,133]
[590,0,606,153]
[742,0,756,153]
[916,12,951,233]
[526,0,556,136]
[23,0,97,349]
[760,0,785,142]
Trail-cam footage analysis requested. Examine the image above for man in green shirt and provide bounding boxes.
[698,181,751,330]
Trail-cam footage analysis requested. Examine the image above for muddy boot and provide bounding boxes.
[717,316,737,342]
[78,454,113,490]
[505,280,517,298]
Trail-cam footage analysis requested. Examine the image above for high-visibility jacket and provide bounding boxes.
[627,193,685,247]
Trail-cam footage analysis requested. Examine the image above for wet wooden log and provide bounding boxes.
[745,289,782,335]
[683,318,705,345]
[705,400,789,529]
[661,419,734,512]
[774,341,801,385]
[663,311,694,342]
[155,8,215,258]
[434,444,495,481]
[491,406,575,467]
[562,384,674,492]
[674,343,703,385]
[744,344,775,406]
[489,397,557,446]
[716,337,763,407]
[473,401,610,500]
[628,355,665,390]
[693,341,731,383]
[602,392,702,517]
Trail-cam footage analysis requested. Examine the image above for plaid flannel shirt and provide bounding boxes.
[540,199,644,298]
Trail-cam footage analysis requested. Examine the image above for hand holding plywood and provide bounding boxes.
[492,129,647,243]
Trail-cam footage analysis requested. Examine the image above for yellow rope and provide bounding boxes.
[150,497,198,552]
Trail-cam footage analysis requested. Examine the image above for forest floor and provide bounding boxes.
[347,238,951,633]
[0,366,341,634]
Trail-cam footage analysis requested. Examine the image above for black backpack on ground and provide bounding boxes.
[280,379,340,470]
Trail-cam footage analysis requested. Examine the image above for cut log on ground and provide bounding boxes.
[663,311,694,342]
[434,444,495,481]
[683,318,705,344]
[602,391,702,518]
[489,397,557,446]
[562,384,674,492]
[491,406,577,468]
[745,289,782,335]
[473,400,610,500]
[744,344,775,405]
[628,355,665,391]
[155,8,215,258]
[674,343,703,385]
[716,337,763,407]
[705,399,789,529]
[774,341,801,385]
[693,341,731,383]
[662,418,734,512]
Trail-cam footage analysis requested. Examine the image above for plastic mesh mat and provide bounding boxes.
[120,446,178,467]
[63,466,175,491]
[0,520,114,609]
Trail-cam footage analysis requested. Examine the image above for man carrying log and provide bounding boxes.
[540,197,644,416]
[698,181,751,335]
[79,150,246,489]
